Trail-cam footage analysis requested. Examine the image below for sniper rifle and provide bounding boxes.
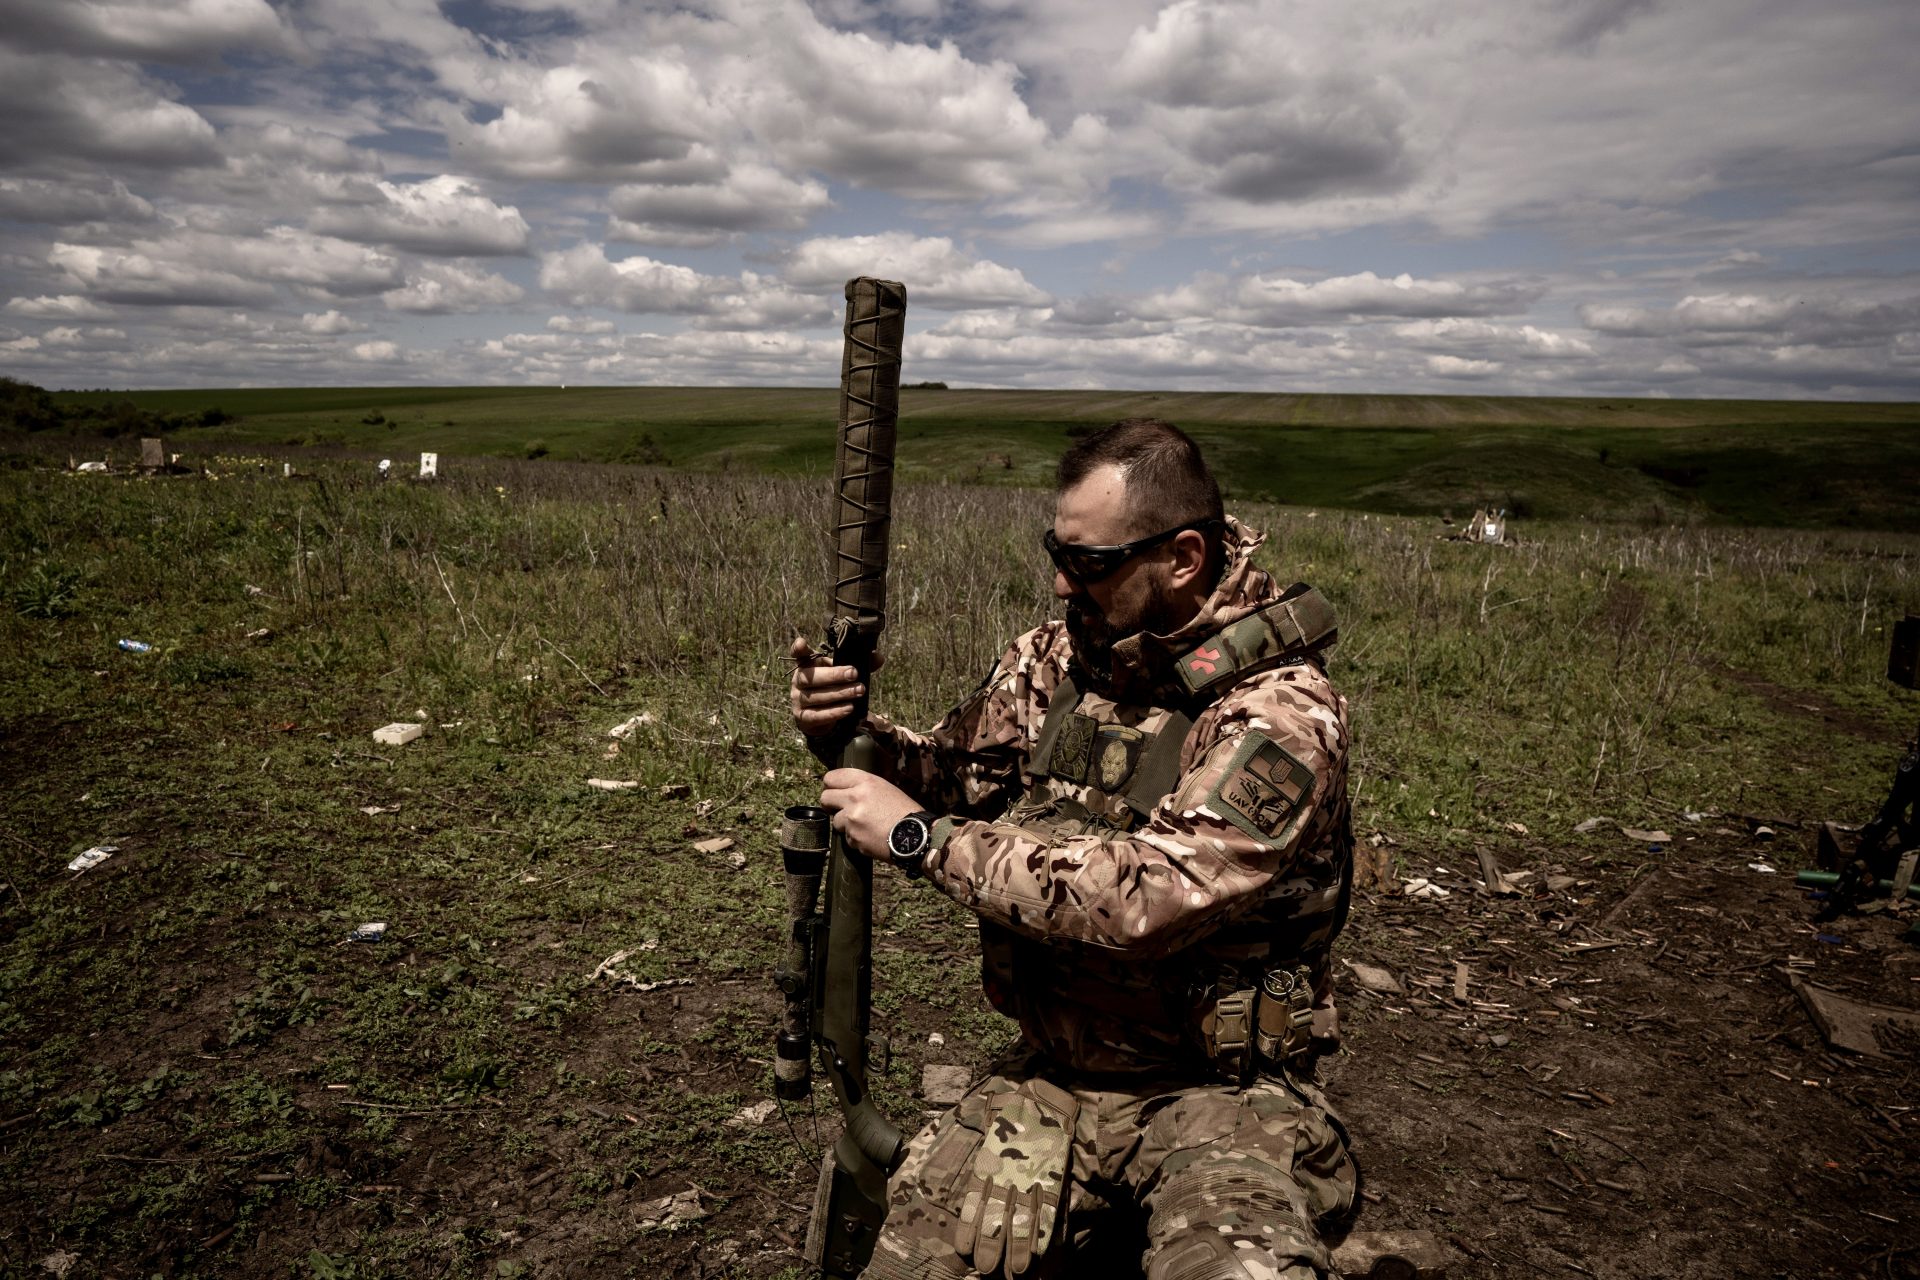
[774,277,909,1278]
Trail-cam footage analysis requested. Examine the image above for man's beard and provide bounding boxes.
[1065,573,1188,685]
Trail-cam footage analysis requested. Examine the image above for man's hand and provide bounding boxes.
[789,633,882,738]
[820,767,920,861]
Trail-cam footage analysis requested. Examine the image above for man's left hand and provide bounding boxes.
[819,768,920,861]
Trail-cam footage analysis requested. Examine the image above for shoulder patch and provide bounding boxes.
[1206,731,1316,843]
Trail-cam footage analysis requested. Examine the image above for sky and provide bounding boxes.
[1,0,1917,398]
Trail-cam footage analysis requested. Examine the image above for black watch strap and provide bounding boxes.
[889,811,938,876]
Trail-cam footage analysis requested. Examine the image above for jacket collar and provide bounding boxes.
[1073,515,1282,704]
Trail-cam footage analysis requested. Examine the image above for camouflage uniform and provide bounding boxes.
[859,518,1356,1280]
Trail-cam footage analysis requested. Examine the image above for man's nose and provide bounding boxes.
[1053,568,1076,600]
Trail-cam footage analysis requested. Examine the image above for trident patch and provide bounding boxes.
[1208,731,1315,842]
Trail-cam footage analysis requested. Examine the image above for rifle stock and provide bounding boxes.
[786,277,908,1278]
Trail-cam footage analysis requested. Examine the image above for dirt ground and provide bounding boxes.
[1326,828,1920,1280]
[9,822,1919,1279]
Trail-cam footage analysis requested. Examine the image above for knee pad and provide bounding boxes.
[862,1233,976,1280]
[1147,1232,1319,1280]
[1148,1159,1325,1280]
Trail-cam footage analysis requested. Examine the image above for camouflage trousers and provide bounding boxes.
[865,1054,1356,1280]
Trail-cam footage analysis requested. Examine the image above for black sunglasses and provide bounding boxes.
[1042,519,1222,585]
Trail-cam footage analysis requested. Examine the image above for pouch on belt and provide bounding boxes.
[952,1077,1079,1277]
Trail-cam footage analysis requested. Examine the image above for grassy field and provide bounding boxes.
[1,435,1917,1276]
[45,386,1920,529]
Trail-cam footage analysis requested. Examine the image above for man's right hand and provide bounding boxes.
[789,633,873,737]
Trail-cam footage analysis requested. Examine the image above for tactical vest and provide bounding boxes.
[1021,584,1340,830]
[1007,585,1348,1082]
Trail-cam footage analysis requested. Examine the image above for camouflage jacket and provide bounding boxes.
[860,518,1354,1075]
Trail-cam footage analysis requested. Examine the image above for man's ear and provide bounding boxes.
[1167,527,1211,591]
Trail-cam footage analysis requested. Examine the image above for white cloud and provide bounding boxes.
[438,2,1065,201]
[1141,271,1542,326]
[743,16,1054,200]
[1,0,301,62]
[49,241,273,307]
[6,295,116,320]
[538,242,725,314]
[781,234,1050,309]
[1579,289,1920,346]
[311,176,530,256]
[608,165,832,244]
[0,0,1914,398]
[547,314,615,335]
[0,177,155,225]
[467,325,841,386]
[445,60,720,183]
[301,309,363,334]
[1582,294,1799,336]
[0,50,219,168]
[690,272,833,330]
[1394,318,1595,359]
[353,339,400,361]
[41,324,126,347]
[1111,1,1417,204]
[381,263,524,313]
[48,228,403,306]
[224,123,382,175]
[1426,354,1501,378]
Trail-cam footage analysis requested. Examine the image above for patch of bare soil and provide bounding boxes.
[1710,662,1908,745]
[1328,830,1920,1280]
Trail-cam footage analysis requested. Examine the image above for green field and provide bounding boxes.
[1,439,1916,1275]
[43,385,1920,530]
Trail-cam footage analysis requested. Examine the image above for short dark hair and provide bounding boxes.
[1057,418,1224,541]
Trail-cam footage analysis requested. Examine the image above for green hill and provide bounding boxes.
[34,384,1920,529]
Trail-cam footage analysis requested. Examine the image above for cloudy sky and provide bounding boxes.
[2,0,1917,397]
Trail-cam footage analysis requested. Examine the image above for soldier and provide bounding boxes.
[791,419,1356,1280]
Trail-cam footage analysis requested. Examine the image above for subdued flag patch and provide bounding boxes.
[1209,731,1315,842]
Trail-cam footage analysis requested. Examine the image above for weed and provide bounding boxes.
[7,557,84,618]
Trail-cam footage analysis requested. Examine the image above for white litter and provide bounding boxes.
[1401,878,1451,899]
[67,845,118,873]
[372,722,424,746]
[1347,962,1404,994]
[1748,862,1777,874]
[636,1188,705,1231]
[589,950,695,993]
[350,922,388,942]
[586,778,641,792]
[609,713,655,740]
[724,1100,778,1129]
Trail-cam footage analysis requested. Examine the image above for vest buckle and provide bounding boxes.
[1207,989,1255,1085]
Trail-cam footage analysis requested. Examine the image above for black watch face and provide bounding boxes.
[890,816,928,857]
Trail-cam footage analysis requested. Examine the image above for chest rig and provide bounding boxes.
[1012,585,1343,1083]
[1020,585,1339,829]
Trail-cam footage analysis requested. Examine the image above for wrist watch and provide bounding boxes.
[887,810,939,877]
